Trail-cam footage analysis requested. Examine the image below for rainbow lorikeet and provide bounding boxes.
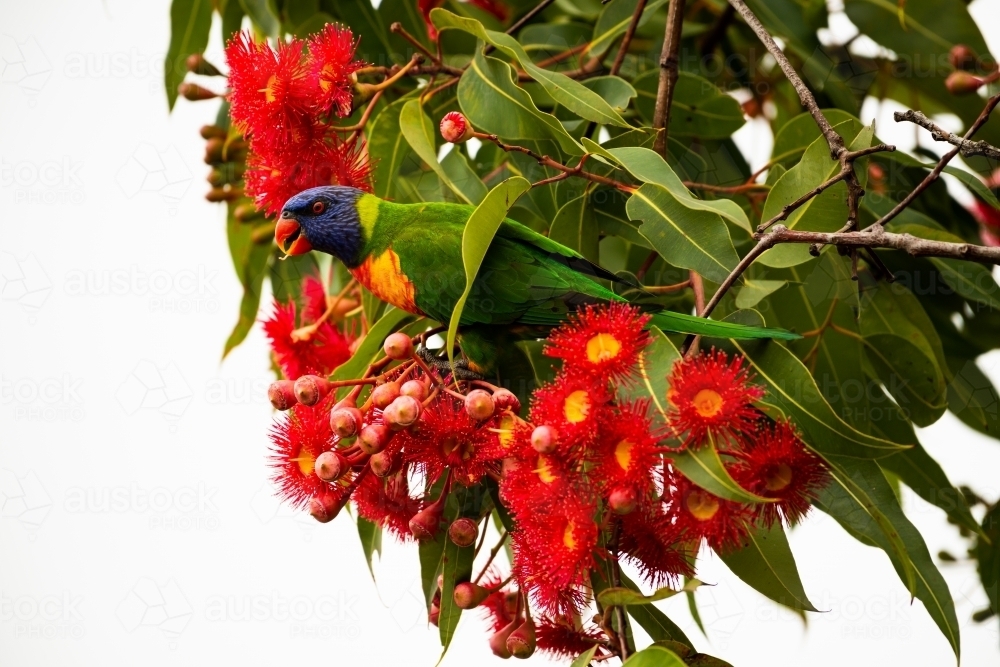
[275,186,797,376]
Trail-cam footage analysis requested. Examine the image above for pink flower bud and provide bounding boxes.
[492,388,521,414]
[448,517,479,547]
[370,450,399,477]
[293,375,333,406]
[178,82,219,101]
[453,581,490,609]
[358,423,392,455]
[489,618,518,659]
[330,407,363,438]
[530,425,557,454]
[409,497,445,540]
[949,44,979,71]
[371,382,401,410]
[400,379,428,402]
[465,389,495,421]
[440,111,474,143]
[383,395,422,431]
[308,491,342,523]
[506,615,536,659]
[314,451,344,482]
[946,70,984,95]
[268,380,297,411]
[608,487,637,515]
[383,332,414,360]
[428,602,440,626]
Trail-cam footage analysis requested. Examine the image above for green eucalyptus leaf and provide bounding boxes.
[946,357,1000,442]
[598,579,702,607]
[570,646,600,667]
[759,121,874,268]
[165,0,214,109]
[633,70,746,139]
[357,516,382,580]
[605,147,752,232]
[459,51,584,155]
[622,645,688,667]
[672,434,776,503]
[888,223,1000,310]
[719,522,819,612]
[400,100,479,205]
[771,110,857,168]
[581,75,637,113]
[549,193,600,262]
[627,183,739,283]
[433,9,632,127]
[735,279,787,309]
[816,456,961,658]
[240,0,279,38]
[446,177,532,361]
[976,503,1000,620]
[589,0,667,56]
[441,147,490,205]
[369,97,416,201]
[728,333,909,459]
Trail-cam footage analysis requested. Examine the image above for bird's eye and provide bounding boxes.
[312,201,325,214]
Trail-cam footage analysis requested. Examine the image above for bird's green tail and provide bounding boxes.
[650,310,800,341]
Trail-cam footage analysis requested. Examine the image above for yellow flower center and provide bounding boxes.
[263,74,278,103]
[291,451,315,476]
[563,520,577,550]
[536,455,557,483]
[764,463,794,492]
[497,415,515,449]
[586,333,621,363]
[319,64,336,90]
[614,439,634,472]
[692,389,724,418]
[685,489,720,521]
[564,390,591,423]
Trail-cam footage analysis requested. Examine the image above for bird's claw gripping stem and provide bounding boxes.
[415,346,484,382]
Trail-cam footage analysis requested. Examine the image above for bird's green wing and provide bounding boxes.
[650,310,799,340]
[384,201,799,341]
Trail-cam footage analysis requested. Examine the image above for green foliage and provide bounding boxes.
[168,0,1000,660]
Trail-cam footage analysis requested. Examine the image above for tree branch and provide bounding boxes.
[870,92,1000,229]
[726,0,843,158]
[894,109,1000,160]
[610,0,648,76]
[756,144,895,233]
[652,0,686,157]
[758,224,1000,264]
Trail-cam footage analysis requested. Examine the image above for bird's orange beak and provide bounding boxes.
[275,217,313,256]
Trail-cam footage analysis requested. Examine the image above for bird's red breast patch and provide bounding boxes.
[349,249,423,315]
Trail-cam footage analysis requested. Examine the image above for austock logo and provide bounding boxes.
[115,360,193,431]
[1,590,85,640]
[0,468,52,538]
[0,155,85,205]
[0,251,52,323]
[63,482,221,531]
[115,143,193,211]
[204,590,361,640]
[0,34,51,101]
[115,578,192,648]
[1,373,85,423]
[63,265,220,315]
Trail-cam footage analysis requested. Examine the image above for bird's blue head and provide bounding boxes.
[275,186,365,264]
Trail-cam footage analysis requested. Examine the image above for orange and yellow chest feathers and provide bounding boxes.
[348,249,423,316]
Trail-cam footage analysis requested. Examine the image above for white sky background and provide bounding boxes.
[2,1,1000,665]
